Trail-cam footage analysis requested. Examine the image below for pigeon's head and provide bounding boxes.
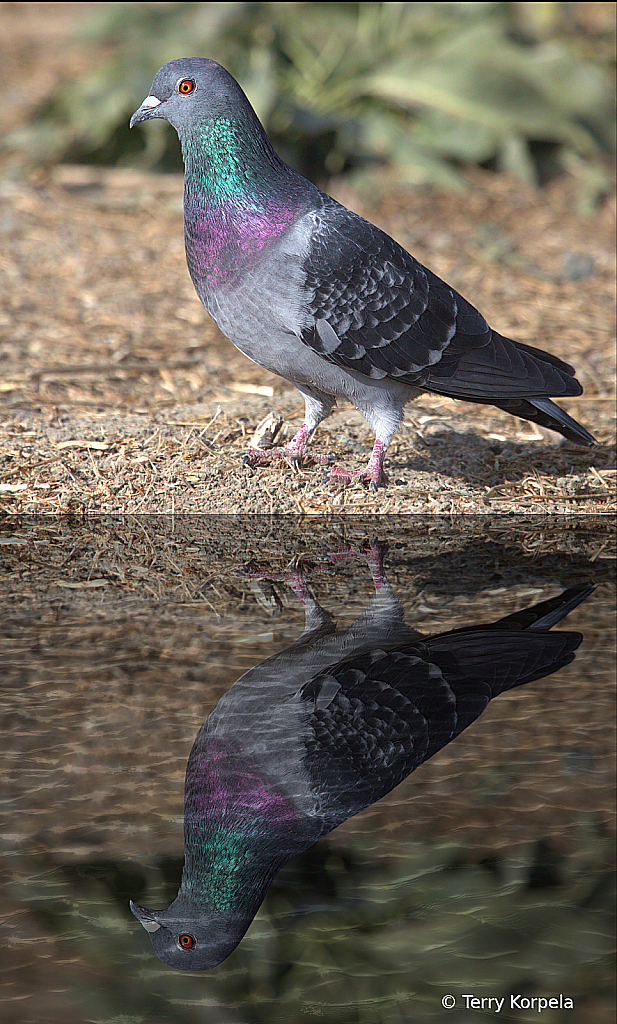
[129,58,251,134]
[130,892,252,971]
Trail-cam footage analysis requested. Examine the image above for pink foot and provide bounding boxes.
[330,439,388,491]
[330,465,389,490]
[245,558,330,604]
[249,568,312,603]
[241,423,332,471]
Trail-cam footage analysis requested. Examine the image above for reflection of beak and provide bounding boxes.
[129,95,162,129]
[129,899,162,932]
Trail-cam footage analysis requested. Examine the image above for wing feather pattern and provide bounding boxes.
[299,628,580,822]
[300,206,581,400]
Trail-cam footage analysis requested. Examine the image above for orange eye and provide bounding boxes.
[178,79,195,95]
[177,933,196,950]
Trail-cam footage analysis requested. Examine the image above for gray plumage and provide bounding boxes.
[130,58,596,489]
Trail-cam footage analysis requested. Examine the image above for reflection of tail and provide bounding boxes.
[436,584,595,636]
[426,628,582,704]
[492,397,597,447]
[524,584,597,630]
[485,583,596,632]
[424,585,594,705]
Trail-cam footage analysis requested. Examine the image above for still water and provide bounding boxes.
[1,516,615,1023]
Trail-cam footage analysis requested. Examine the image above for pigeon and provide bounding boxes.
[129,544,593,970]
[130,58,597,489]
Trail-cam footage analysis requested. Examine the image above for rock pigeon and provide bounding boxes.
[130,58,597,489]
[129,546,593,970]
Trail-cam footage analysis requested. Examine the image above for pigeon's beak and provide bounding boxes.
[129,95,163,129]
[129,899,162,932]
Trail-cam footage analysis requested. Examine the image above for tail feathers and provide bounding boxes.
[425,332,579,399]
[426,630,582,700]
[437,584,594,637]
[422,329,597,446]
[490,584,596,632]
[526,584,596,631]
[513,340,577,378]
[493,396,597,447]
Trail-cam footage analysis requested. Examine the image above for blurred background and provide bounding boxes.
[2,1,616,202]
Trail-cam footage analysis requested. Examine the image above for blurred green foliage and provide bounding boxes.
[15,2,617,196]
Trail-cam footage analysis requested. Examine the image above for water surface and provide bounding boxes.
[1,515,614,1023]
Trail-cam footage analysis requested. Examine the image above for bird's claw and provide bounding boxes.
[240,445,332,472]
[240,446,285,468]
[329,465,388,490]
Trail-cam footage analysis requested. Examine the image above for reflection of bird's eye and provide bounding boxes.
[177,933,196,950]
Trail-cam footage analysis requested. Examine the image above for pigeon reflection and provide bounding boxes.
[131,545,592,971]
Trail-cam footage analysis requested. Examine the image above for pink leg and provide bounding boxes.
[329,537,387,590]
[242,423,332,470]
[330,438,389,491]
